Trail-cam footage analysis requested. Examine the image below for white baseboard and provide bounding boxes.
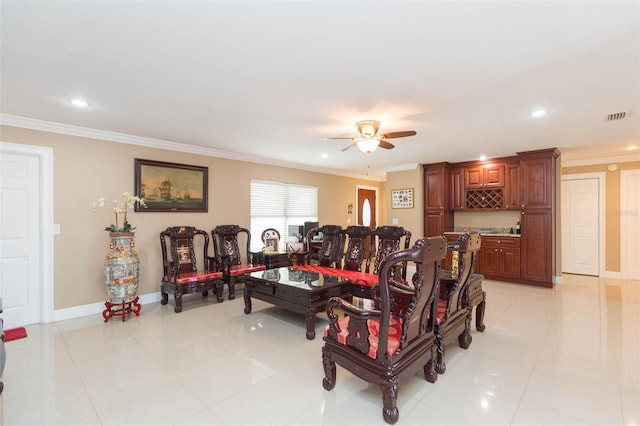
[51,292,163,323]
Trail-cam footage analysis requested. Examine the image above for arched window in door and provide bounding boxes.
[362,199,372,227]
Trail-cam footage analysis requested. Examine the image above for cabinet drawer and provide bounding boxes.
[480,236,520,247]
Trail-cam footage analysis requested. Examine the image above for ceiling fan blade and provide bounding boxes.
[323,137,356,140]
[380,130,417,139]
[378,140,395,150]
[342,142,358,152]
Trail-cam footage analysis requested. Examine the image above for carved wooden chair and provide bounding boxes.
[305,224,345,268]
[347,226,412,301]
[342,225,375,272]
[159,226,224,313]
[435,231,481,374]
[322,236,447,425]
[371,226,412,276]
[212,224,266,300]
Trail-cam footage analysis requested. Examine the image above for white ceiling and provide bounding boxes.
[1,1,639,180]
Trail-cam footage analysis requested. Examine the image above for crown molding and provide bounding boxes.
[384,163,419,173]
[0,114,385,182]
[562,153,640,167]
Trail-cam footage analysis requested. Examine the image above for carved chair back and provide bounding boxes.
[342,225,375,272]
[306,224,344,268]
[212,224,253,266]
[371,226,412,279]
[439,231,481,322]
[160,226,214,278]
[322,236,447,424]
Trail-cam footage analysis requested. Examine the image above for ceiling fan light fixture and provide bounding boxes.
[357,139,379,153]
[356,120,380,138]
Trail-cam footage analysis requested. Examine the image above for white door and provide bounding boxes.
[0,147,42,327]
[621,170,640,280]
[561,178,599,275]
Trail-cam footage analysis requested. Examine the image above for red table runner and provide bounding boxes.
[292,265,378,287]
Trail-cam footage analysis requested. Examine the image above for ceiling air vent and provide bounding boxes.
[606,112,627,121]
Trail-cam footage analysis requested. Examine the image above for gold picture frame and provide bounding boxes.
[264,236,279,254]
[391,188,414,209]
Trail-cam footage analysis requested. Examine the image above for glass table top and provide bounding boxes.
[248,267,350,289]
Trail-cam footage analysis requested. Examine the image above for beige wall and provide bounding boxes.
[1,125,385,310]
[385,166,424,239]
[562,160,640,272]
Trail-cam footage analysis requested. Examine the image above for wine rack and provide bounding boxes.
[465,189,504,209]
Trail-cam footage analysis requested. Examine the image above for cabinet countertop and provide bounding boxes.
[444,232,521,238]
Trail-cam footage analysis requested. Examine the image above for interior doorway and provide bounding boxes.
[356,186,377,260]
[561,173,604,276]
[0,142,54,327]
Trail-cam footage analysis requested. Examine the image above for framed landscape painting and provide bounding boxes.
[134,158,208,212]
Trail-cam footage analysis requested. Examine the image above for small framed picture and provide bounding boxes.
[264,237,279,254]
[391,188,414,209]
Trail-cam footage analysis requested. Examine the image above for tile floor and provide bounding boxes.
[1,274,638,425]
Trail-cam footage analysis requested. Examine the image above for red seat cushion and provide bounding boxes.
[229,264,266,276]
[165,271,223,285]
[436,299,448,324]
[324,315,402,359]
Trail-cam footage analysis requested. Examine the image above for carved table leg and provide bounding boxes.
[476,292,486,332]
[243,289,252,314]
[305,309,316,340]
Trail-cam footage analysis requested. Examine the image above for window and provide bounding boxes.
[250,180,318,252]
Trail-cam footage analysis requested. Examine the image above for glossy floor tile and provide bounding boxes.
[1,274,638,425]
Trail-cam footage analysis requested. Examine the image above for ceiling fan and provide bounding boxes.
[324,120,417,153]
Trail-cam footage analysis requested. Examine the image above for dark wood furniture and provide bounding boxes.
[212,224,266,300]
[159,226,224,313]
[347,225,412,300]
[423,163,453,237]
[322,236,447,425]
[342,225,374,272]
[435,232,481,374]
[251,227,291,269]
[476,235,520,280]
[423,148,559,287]
[304,225,345,268]
[244,267,352,340]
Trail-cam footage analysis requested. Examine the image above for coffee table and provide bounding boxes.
[244,267,352,339]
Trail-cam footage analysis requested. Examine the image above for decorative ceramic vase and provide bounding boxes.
[104,232,139,303]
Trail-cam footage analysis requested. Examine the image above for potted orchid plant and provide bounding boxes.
[90,192,147,233]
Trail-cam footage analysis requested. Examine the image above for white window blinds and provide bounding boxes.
[250,180,318,252]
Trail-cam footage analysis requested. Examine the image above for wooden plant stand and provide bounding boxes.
[103,296,141,322]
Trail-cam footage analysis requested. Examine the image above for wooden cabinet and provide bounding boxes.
[423,163,453,236]
[464,164,505,188]
[504,162,520,209]
[476,236,520,280]
[520,210,552,285]
[449,167,465,210]
[520,155,554,209]
[423,148,558,288]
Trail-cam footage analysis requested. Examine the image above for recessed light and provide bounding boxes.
[627,145,637,151]
[70,99,89,107]
[321,153,328,159]
[479,155,487,161]
[531,110,547,118]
